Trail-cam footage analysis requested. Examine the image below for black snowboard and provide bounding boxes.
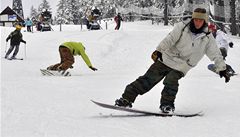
[92,100,203,117]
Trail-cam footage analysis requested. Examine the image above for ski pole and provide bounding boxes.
[24,43,27,59]
[5,41,8,53]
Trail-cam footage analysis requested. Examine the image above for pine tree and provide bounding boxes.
[38,0,52,13]
[29,6,38,23]
[66,0,82,24]
[56,0,68,24]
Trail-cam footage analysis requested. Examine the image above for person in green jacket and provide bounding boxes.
[47,42,97,71]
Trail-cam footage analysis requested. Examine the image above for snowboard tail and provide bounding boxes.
[92,100,203,117]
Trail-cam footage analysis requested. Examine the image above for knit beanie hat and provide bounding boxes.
[15,25,22,30]
[192,8,208,23]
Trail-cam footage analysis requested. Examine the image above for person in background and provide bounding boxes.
[208,24,236,75]
[47,41,98,72]
[5,25,26,59]
[114,8,230,113]
[25,18,33,32]
[114,13,123,30]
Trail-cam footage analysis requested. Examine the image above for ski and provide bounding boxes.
[91,100,203,117]
[40,69,71,76]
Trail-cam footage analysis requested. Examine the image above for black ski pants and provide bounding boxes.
[5,44,20,58]
[122,61,184,106]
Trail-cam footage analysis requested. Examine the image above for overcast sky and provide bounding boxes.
[0,0,57,18]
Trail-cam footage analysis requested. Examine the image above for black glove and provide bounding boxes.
[89,66,97,71]
[151,50,163,62]
[229,42,233,48]
[22,41,26,44]
[219,69,230,83]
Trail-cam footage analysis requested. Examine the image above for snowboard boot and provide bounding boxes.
[115,98,132,108]
[160,104,175,114]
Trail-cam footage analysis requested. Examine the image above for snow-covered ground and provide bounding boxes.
[1,20,240,137]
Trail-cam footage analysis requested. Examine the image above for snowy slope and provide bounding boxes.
[1,21,240,137]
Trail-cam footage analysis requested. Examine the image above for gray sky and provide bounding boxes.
[0,0,57,18]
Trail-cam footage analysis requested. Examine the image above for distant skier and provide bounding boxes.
[24,18,33,32]
[5,25,26,59]
[115,8,230,113]
[208,24,236,75]
[208,24,234,60]
[47,41,98,71]
[114,13,123,30]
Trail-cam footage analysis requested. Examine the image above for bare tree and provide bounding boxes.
[164,0,168,25]
[230,0,238,35]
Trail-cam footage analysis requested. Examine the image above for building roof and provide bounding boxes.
[0,6,24,22]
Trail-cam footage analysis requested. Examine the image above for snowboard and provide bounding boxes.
[91,100,203,117]
[40,69,71,76]
[6,57,23,60]
[208,64,237,76]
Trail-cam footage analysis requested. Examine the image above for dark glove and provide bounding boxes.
[151,50,163,62]
[229,42,233,48]
[89,66,98,71]
[22,41,26,44]
[219,69,230,83]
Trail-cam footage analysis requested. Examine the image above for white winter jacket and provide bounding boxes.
[156,20,226,76]
[215,30,232,52]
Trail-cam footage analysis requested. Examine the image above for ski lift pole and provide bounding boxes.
[105,21,108,30]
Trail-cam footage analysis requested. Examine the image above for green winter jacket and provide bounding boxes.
[62,42,92,67]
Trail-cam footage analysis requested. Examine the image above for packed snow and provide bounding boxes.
[1,20,240,137]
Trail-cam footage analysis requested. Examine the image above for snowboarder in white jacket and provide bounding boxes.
[208,24,234,60]
[208,24,235,75]
[115,8,230,113]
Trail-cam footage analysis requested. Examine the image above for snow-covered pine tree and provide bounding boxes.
[29,6,38,22]
[38,0,52,13]
[55,0,68,24]
[66,0,82,24]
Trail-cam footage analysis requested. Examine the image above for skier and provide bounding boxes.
[114,13,123,30]
[47,41,98,71]
[5,25,26,59]
[208,24,234,60]
[115,8,230,113]
[208,24,235,75]
[24,18,33,32]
